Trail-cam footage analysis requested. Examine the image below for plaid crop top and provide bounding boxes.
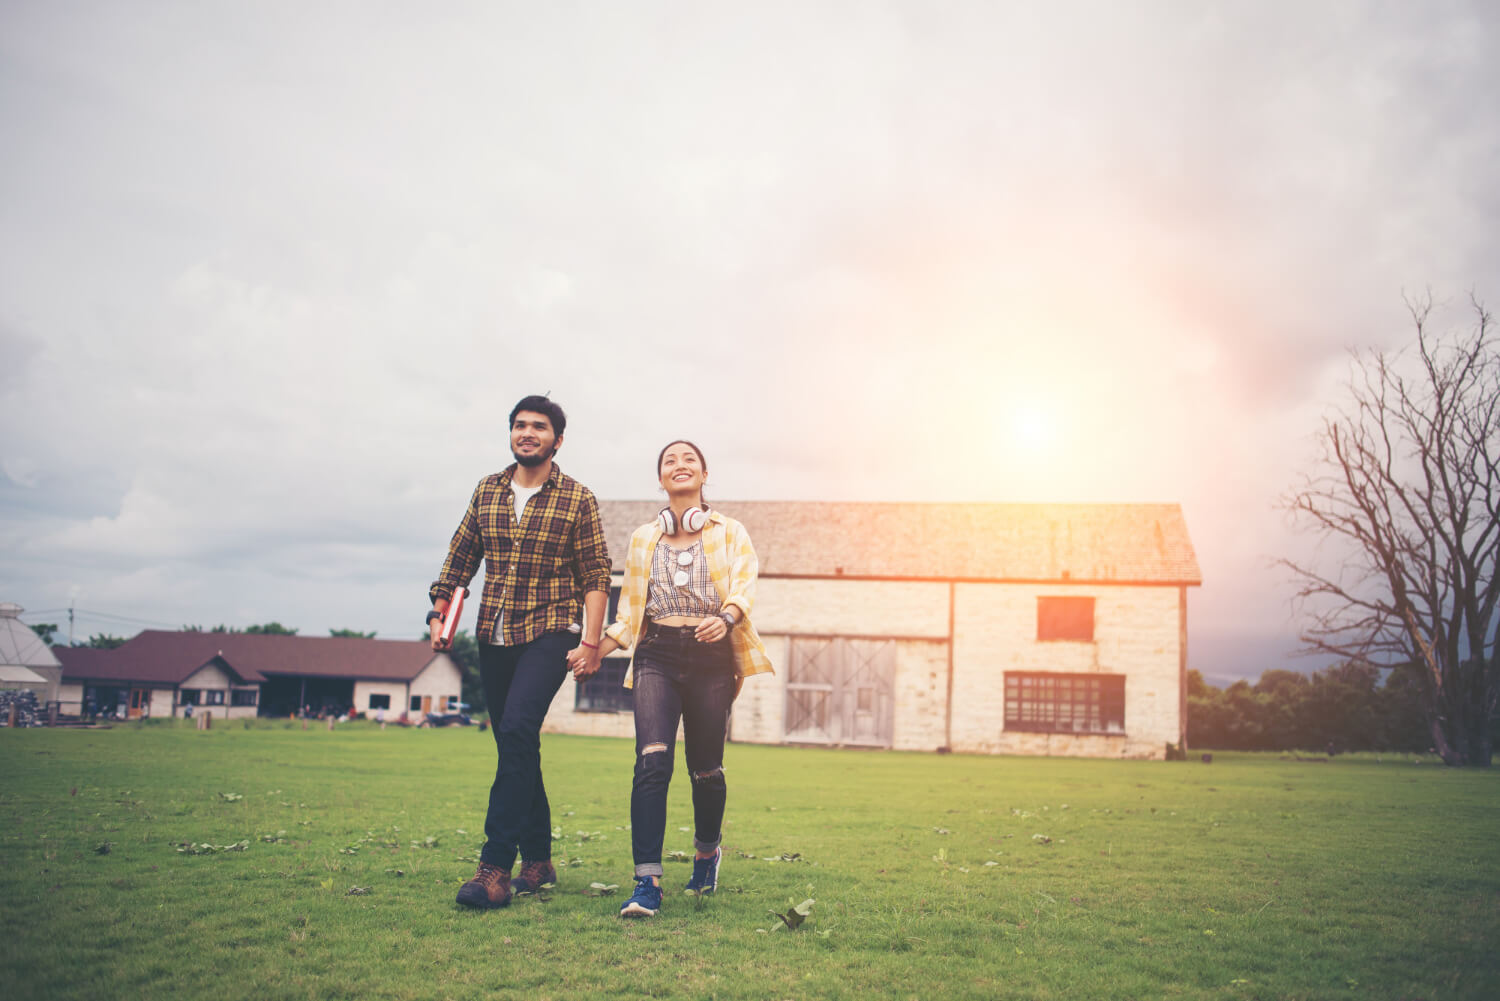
[643,539,720,619]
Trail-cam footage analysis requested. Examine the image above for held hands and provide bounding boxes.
[566,643,602,681]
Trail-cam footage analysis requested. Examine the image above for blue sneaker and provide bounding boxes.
[685,848,721,895]
[619,876,662,918]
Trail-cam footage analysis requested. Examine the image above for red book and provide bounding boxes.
[440,588,467,645]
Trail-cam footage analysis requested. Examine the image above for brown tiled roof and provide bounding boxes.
[600,501,1202,585]
[55,632,443,685]
[52,646,153,683]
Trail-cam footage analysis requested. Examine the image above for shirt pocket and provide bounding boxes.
[478,502,515,564]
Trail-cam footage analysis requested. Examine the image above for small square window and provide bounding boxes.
[1037,596,1095,641]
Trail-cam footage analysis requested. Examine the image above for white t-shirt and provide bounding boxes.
[512,481,542,524]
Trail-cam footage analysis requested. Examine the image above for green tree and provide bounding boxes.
[1282,295,1500,765]
[329,628,377,639]
[1186,685,1228,748]
[1302,663,1381,753]
[1378,662,1437,752]
[1220,681,1269,750]
[30,622,60,646]
[1187,662,1445,753]
[86,633,127,649]
[1256,670,1310,750]
[1186,669,1210,698]
[245,622,298,636]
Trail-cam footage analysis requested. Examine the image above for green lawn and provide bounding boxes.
[2,723,1496,1000]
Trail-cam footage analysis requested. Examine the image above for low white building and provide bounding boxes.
[545,501,1202,760]
[54,631,462,721]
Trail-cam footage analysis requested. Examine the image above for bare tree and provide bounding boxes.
[1282,294,1499,766]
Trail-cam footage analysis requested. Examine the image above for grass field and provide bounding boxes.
[1,722,1497,1001]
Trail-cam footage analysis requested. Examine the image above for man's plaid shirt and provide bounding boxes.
[430,463,611,646]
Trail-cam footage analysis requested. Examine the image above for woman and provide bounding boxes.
[567,440,773,918]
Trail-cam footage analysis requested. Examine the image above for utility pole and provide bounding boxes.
[68,602,74,646]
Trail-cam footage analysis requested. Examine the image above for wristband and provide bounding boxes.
[425,609,444,625]
[580,640,599,650]
[718,611,738,630]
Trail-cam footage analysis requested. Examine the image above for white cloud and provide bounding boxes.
[1,2,1497,675]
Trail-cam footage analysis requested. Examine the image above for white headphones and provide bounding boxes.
[658,505,707,535]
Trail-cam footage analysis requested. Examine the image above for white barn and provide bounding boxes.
[547,501,1202,760]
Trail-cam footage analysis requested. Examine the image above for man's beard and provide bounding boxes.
[513,443,556,468]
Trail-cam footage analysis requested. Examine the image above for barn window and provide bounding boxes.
[1004,672,1124,734]
[231,689,259,707]
[1036,596,1095,641]
[575,657,632,713]
[368,693,390,711]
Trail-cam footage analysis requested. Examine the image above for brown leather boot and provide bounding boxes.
[511,860,557,894]
[455,862,511,909]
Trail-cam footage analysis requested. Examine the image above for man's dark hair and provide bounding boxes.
[509,395,567,437]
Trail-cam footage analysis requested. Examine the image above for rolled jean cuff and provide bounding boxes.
[634,862,664,879]
[694,834,722,854]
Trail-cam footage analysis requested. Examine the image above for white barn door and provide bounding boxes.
[784,638,895,747]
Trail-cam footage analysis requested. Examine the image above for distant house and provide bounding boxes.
[0,603,62,704]
[547,501,1202,760]
[54,631,462,721]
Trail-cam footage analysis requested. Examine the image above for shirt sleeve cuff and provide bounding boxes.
[723,596,752,618]
[605,621,634,650]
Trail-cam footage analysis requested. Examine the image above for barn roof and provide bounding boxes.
[55,631,443,686]
[600,501,1201,585]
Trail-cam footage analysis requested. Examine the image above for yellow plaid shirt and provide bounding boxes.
[430,463,611,646]
[605,509,774,688]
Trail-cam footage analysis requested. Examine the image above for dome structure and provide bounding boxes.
[0,603,63,703]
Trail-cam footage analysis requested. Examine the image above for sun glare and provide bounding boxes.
[1011,405,1054,451]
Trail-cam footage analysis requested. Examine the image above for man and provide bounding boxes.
[428,394,610,909]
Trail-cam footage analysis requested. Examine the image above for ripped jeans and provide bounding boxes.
[629,623,736,878]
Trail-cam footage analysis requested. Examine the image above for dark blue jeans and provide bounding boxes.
[630,624,737,878]
[477,631,574,870]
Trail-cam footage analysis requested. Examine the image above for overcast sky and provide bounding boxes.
[2,1,1496,683]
